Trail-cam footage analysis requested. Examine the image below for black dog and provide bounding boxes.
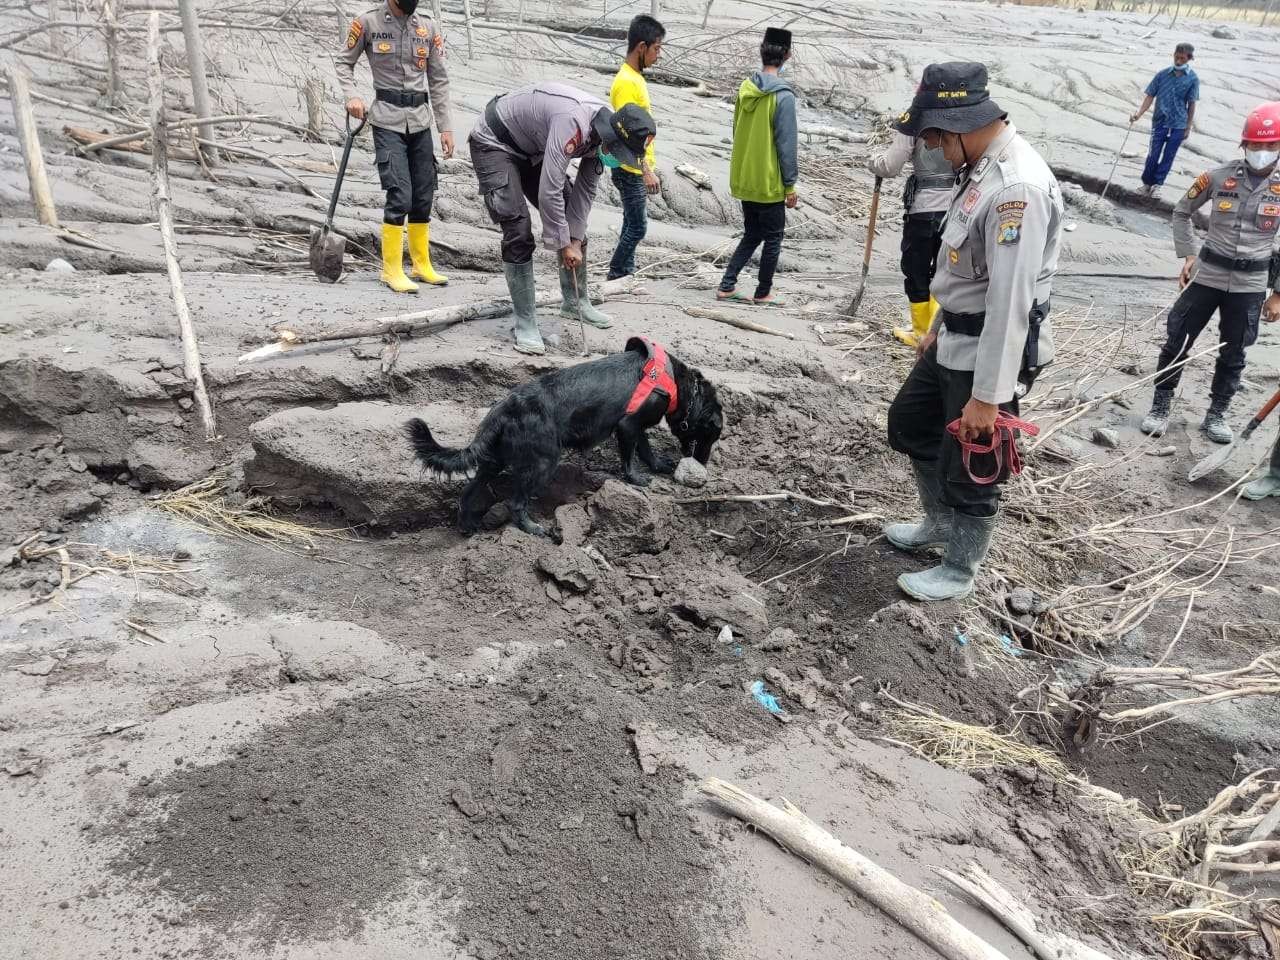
[405,337,723,538]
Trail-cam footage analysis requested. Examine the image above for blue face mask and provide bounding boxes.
[600,149,621,170]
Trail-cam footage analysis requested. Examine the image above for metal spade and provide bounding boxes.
[309,112,367,283]
[1187,386,1280,483]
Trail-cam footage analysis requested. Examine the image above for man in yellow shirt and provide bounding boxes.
[606,14,664,280]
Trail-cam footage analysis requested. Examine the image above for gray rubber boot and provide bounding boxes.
[1140,388,1175,437]
[884,459,952,551]
[559,263,613,329]
[1200,397,1233,445]
[1244,441,1280,500]
[897,511,998,602]
[504,260,545,356]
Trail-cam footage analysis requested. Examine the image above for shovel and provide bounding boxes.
[844,176,882,317]
[309,112,367,283]
[1187,386,1280,482]
[1099,120,1134,203]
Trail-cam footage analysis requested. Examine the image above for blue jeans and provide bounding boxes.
[607,167,648,280]
[1142,124,1186,187]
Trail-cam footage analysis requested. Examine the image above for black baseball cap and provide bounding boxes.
[593,103,656,169]
[894,62,1007,137]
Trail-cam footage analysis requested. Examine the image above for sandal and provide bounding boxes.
[716,289,750,302]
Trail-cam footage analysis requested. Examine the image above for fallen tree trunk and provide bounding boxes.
[238,276,640,363]
[684,306,797,340]
[699,778,1013,960]
[147,12,217,441]
[66,124,199,160]
[799,123,867,144]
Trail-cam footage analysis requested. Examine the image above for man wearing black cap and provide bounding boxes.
[1131,43,1200,198]
[469,83,656,355]
[883,62,1063,603]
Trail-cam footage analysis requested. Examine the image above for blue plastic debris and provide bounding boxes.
[953,627,970,646]
[999,634,1025,658]
[750,680,785,716]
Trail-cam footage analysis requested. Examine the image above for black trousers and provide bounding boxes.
[902,211,945,304]
[719,200,786,298]
[887,344,1019,519]
[1154,281,1263,405]
[373,125,437,225]
[470,139,576,264]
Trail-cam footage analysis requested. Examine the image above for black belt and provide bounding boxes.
[484,95,533,161]
[376,88,427,108]
[1200,246,1269,273]
[917,175,957,189]
[940,309,987,337]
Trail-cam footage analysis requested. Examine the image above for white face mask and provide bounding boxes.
[1245,147,1280,171]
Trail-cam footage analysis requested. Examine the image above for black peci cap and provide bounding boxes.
[893,62,1007,137]
[763,26,792,49]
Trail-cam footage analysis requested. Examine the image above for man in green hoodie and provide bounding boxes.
[717,27,799,308]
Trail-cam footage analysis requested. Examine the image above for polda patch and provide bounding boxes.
[996,221,1021,245]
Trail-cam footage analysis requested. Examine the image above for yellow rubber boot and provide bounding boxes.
[380,223,418,294]
[893,301,931,347]
[408,221,449,286]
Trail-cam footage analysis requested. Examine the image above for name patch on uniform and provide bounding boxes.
[376,41,392,53]
[996,222,1021,245]
[345,18,362,49]
[1187,172,1209,200]
[369,31,393,39]
[1216,191,1239,200]
[1223,177,1238,190]
[962,188,981,213]
[1218,200,1233,211]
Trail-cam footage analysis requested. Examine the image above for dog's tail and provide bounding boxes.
[404,417,483,482]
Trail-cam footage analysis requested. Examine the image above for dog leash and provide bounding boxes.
[570,266,588,358]
[946,412,1040,485]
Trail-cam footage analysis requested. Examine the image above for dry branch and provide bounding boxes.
[699,777,1014,960]
[683,306,797,340]
[147,12,216,441]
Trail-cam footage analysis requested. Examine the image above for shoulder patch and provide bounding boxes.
[996,221,1022,245]
[346,18,363,49]
[1186,172,1209,200]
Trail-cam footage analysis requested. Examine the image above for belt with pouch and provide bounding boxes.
[375,88,428,108]
[1199,246,1270,273]
[941,300,1052,396]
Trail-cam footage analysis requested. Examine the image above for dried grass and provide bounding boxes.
[884,702,1070,782]
[150,475,354,552]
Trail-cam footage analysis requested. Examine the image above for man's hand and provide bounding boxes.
[957,397,999,444]
[1129,111,1140,123]
[561,240,584,270]
[1263,292,1280,323]
[785,190,799,209]
[346,97,366,120]
[440,130,455,159]
[643,168,660,196]
[1179,255,1197,289]
[1183,125,1193,141]
[917,329,938,359]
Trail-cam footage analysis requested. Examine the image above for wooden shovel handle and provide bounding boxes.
[862,177,883,269]
[1258,387,1280,424]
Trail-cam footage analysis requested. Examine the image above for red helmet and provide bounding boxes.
[1243,102,1280,142]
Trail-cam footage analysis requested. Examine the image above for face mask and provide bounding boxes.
[399,0,418,14]
[1245,147,1279,171]
[600,149,621,170]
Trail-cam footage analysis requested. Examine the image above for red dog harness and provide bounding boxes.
[946,412,1040,485]
[625,337,678,416]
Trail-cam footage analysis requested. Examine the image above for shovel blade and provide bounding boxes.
[309,226,346,284]
[1187,441,1237,482]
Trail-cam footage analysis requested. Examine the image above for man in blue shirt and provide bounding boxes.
[1131,42,1199,198]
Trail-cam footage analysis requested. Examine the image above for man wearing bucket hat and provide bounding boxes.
[1139,102,1280,444]
[884,62,1064,603]
[468,84,656,355]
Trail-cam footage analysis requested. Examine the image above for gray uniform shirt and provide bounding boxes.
[869,131,953,215]
[335,3,452,135]
[1173,162,1280,294]
[931,124,1063,405]
[470,84,606,253]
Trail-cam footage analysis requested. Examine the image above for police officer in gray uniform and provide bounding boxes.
[469,83,655,356]
[884,62,1063,603]
[336,0,453,294]
[1140,101,1280,444]
[870,126,955,347]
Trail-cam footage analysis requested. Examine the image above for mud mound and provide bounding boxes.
[110,659,728,958]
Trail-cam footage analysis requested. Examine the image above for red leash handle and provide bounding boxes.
[946,412,1041,485]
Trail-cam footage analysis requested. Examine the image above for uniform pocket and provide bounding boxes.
[1257,203,1280,234]
[374,143,395,191]
[477,168,523,224]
